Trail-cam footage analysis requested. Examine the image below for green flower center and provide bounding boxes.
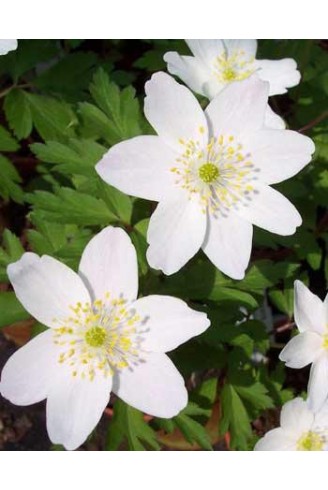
[198,163,219,183]
[297,431,324,451]
[222,67,238,81]
[85,326,107,348]
[322,334,328,349]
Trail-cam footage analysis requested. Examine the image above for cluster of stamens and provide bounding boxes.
[52,293,147,381]
[213,49,255,83]
[171,130,258,216]
[297,430,326,451]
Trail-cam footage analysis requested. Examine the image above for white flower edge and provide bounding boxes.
[0,39,18,56]
[279,280,328,412]
[0,226,210,450]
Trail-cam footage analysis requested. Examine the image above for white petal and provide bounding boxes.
[7,253,90,328]
[79,227,138,302]
[308,355,328,412]
[144,72,208,153]
[294,280,326,334]
[47,371,112,450]
[247,129,314,185]
[185,39,225,65]
[265,106,286,130]
[280,397,314,435]
[113,352,187,418]
[0,330,56,406]
[236,183,302,236]
[202,211,253,280]
[256,58,301,95]
[146,193,206,275]
[313,401,328,428]
[96,135,177,202]
[223,39,257,58]
[205,76,269,138]
[164,52,211,97]
[254,428,296,451]
[279,332,322,368]
[133,295,210,352]
[0,39,17,55]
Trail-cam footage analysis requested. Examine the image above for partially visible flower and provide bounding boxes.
[0,226,210,450]
[254,397,328,451]
[279,280,328,412]
[164,39,300,99]
[96,73,314,279]
[0,39,18,56]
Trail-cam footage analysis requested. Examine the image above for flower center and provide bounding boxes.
[52,294,147,380]
[322,334,328,349]
[85,326,107,347]
[171,131,257,216]
[213,49,255,83]
[297,431,324,451]
[198,163,219,183]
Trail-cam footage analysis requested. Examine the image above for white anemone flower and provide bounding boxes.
[164,39,300,99]
[0,226,210,450]
[0,39,18,55]
[279,280,328,412]
[96,73,314,279]
[254,397,328,451]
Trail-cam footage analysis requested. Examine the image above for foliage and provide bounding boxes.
[0,39,327,450]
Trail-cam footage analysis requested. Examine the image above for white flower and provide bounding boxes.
[164,39,300,99]
[96,73,314,279]
[254,397,328,451]
[0,39,18,56]
[0,226,210,450]
[279,280,328,412]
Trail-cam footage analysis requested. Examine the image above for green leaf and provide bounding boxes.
[0,292,30,328]
[89,68,142,139]
[269,287,294,317]
[31,139,106,177]
[0,125,19,152]
[78,101,120,145]
[28,188,116,226]
[34,52,97,100]
[220,383,252,450]
[106,399,160,451]
[0,229,24,282]
[235,382,274,412]
[174,413,212,450]
[26,93,77,142]
[0,154,24,203]
[4,89,33,140]
[97,180,132,224]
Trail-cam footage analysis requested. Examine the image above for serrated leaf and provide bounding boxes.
[220,383,252,450]
[0,125,19,151]
[31,138,106,177]
[174,414,213,450]
[4,89,33,139]
[27,188,115,226]
[0,154,23,203]
[235,382,274,411]
[106,399,160,451]
[26,93,77,142]
[89,68,142,140]
[97,180,132,224]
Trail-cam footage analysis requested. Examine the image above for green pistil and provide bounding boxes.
[85,326,107,348]
[297,431,324,451]
[198,163,219,183]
